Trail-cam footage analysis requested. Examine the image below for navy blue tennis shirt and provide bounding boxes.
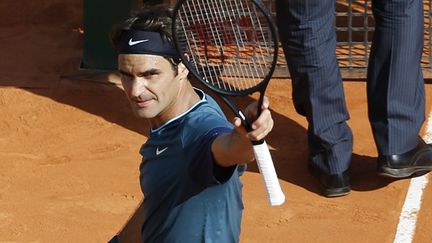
[139,89,245,243]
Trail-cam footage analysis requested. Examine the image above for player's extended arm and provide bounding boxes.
[211,97,273,167]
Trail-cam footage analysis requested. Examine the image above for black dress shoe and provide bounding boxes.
[377,139,432,178]
[308,164,351,197]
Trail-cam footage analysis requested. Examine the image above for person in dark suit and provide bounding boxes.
[276,0,432,197]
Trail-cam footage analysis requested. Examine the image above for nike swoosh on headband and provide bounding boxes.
[128,38,149,46]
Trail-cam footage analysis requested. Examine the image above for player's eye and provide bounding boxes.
[119,70,133,79]
[141,70,160,78]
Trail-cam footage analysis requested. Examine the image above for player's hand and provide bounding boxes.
[233,96,273,141]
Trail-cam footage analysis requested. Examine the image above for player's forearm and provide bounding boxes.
[211,131,254,167]
[212,98,273,167]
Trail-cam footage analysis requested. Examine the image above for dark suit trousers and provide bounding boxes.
[276,0,425,174]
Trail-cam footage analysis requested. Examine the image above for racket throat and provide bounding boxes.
[237,109,265,146]
[220,96,253,131]
[238,110,253,131]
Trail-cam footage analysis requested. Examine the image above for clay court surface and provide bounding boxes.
[1,1,432,242]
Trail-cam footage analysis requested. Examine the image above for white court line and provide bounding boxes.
[393,110,432,243]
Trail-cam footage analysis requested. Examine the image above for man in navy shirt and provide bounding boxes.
[108,6,274,243]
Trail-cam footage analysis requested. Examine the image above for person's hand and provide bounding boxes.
[232,96,274,141]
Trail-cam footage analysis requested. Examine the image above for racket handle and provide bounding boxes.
[253,141,286,206]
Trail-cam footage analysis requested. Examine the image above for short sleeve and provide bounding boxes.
[189,127,237,186]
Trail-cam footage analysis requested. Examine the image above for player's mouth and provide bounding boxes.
[134,99,154,108]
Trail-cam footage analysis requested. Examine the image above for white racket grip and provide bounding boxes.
[253,141,285,206]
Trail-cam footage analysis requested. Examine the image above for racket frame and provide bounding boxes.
[171,0,279,98]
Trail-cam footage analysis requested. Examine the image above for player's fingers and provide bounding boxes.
[248,109,273,140]
[244,102,258,121]
[251,103,272,129]
[245,97,270,124]
[248,127,271,141]
[261,96,270,110]
[257,117,273,140]
[233,117,243,128]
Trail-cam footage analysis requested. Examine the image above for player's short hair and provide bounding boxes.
[111,5,180,72]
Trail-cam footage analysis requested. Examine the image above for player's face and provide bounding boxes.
[118,54,181,121]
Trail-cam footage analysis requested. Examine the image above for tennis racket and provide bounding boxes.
[172,0,285,206]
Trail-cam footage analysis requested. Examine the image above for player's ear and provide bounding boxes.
[177,62,189,80]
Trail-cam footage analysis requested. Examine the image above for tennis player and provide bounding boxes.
[108,6,274,243]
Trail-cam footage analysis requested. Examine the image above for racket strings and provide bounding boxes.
[175,0,276,92]
[219,0,251,90]
[239,1,272,74]
[228,0,262,89]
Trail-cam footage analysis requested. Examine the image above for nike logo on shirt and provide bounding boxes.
[156,147,168,156]
[128,38,149,46]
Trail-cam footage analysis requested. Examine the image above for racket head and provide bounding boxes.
[172,0,279,97]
